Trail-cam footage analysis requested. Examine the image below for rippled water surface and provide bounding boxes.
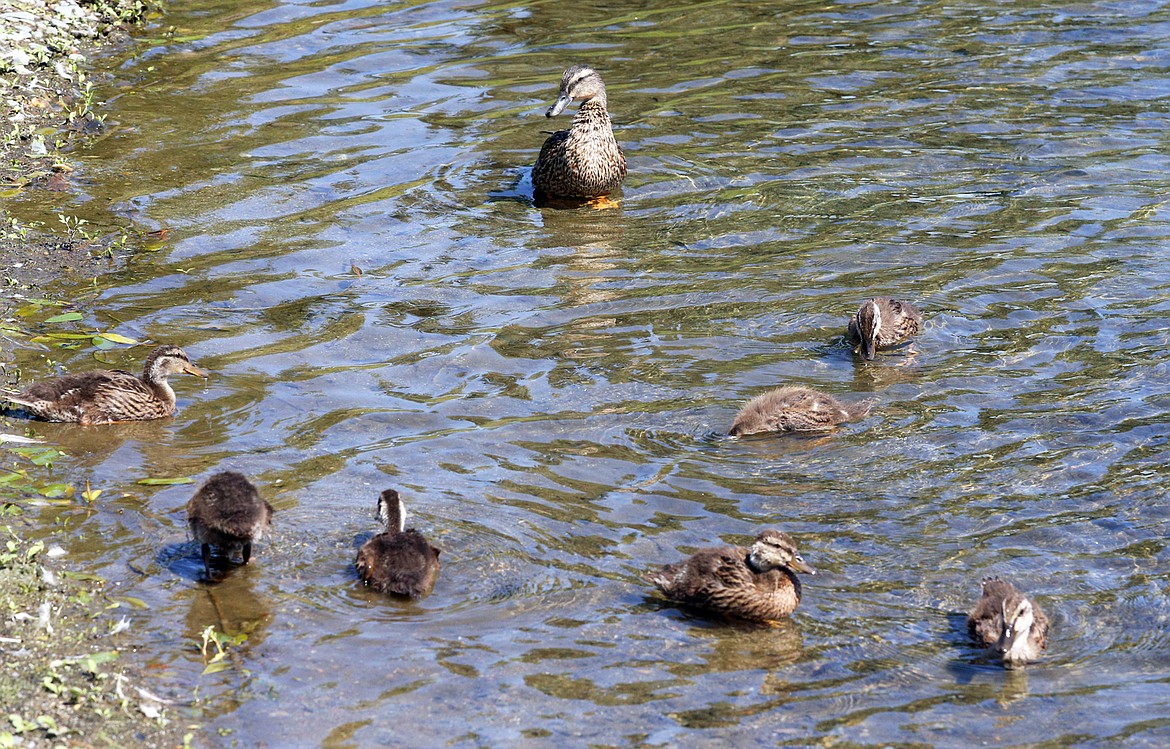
[6,0,1170,745]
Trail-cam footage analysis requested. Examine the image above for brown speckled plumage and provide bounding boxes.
[968,576,1049,665]
[355,489,441,599]
[729,386,871,436]
[847,297,922,360]
[2,344,206,425]
[532,64,626,200]
[187,471,273,579]
[645,530,815,623]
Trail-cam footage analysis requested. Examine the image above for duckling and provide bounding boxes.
[728,385,871,436]
[187,472,273,580]
[967,576,1049,665]
[847,297,922,360]
[355,489,441,599]
[532,64,627,201]
[645,530,815,623]
[2,344,207,425]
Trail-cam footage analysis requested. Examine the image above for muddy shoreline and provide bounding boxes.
[0,0,156,292]
[2,1,196,745]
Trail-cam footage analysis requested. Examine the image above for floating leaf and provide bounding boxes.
[112,596,149,610]
[92,337,115,350]
[26,449,63,467]
[200,661,231,676]
[99,332,138,345]
[30,334,91,344]
[44,312,83,324]
[60,571,104,582]
[38,484,73,499]
[136,477,194,486]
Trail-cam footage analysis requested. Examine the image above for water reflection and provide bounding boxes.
[3,0,1170,745]
[184,572,274,654]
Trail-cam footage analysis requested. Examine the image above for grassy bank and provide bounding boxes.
[0,520,192,747]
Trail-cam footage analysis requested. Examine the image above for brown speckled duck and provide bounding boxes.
[532,64,626,201]
[847,297,922,360]
[187,471,274,580]
[2,344,206,424]
[728,386,871,436]
[967,576,1049,666]
[645,530,815,623]
[355,489,441,599]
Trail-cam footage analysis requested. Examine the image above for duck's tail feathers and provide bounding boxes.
[642,564,681,594]
[2,391,33,408]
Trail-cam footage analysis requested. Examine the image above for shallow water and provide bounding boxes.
[6,0,1170,745]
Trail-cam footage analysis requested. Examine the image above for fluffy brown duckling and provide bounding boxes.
[355,489,441,599]
[187,472,273,580]
[728,385,871,436]
[2,344,207,424]
[532,64,627,201]
[645,530,815,623]
[847,297,922,360]
[967,576,1049,666]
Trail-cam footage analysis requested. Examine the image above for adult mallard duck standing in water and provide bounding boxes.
[847,297,922,360]
[1,344,207,425]
[187,471,274,580]
[645,530,815,624]
[967,576,1049,666]
[355,489,442,599]
[728,386,871,436]
[532,64,626,203]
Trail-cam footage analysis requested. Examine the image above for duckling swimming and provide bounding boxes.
[2,344,206,424]
[728,386,871,436]
[847,297,922,360]
[645,530,814,623]
[355,489,441,599]
[967,576,1049,665]
[532,64,626,202]
[187,471,273,580]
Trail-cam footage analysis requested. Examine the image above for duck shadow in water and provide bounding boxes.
[156,540,261,584]
[488,168,624,210]
[184,569,273,654]
[640,596,805,670]
[487,168,537,206]
[0,411,181,463]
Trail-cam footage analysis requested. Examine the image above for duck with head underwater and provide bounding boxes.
[645,530,815,624]
[967,576,1049,666]
[2,344,206,425]
[728,385,872,437]
[532,64,626,203]
[187,471,274,581]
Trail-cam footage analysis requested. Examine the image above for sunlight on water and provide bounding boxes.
[5,0,1170,745]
